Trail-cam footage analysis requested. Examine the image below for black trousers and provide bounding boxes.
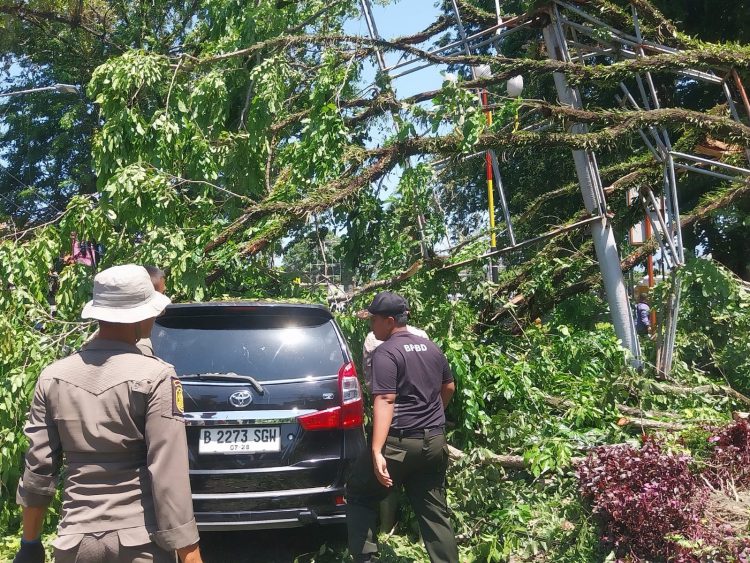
[345,431,458,563]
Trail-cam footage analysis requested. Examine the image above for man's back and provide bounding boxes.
[371,332,452,432]
[19,338,194,545]
[362,325,428,392]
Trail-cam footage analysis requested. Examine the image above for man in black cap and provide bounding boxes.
[346,291,458,563]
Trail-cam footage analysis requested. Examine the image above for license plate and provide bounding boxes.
[198,427,280,454]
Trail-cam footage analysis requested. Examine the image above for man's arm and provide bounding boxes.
[440,381,455,409]
[16,376,62,528]
[145,371,202,562]
[20,507,46,541]
[13,510,46,563]
[14,376,61,563]
[371,394,395,488]
[370,348,400,488]
[439,354,455,409]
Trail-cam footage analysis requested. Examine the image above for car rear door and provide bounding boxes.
[151,303,363,516]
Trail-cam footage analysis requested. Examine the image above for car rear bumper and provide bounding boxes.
[193,486,348,530]
[195,508,347,531]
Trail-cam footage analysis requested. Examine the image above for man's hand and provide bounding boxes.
[13,540,45,563]
[372,451,393,488]
[176,543,203,563]
[355,309,371,320]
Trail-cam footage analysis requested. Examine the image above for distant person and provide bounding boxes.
[12,265,201,563]
[635,293,651,336]
[145,265,167,295]
[357,309,428,393]
[138,266,167,355]
[347,292,458,563]
[83,265,166,355]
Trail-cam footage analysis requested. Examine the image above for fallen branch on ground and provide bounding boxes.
[648,381,750,407]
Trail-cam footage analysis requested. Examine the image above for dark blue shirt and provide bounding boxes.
[636,302,651,333]
[370,331,453,431]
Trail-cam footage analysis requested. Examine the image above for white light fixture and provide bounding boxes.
[473,64,492,79]
[0,83,80,98]
[54,84,80,95]
[506,75,524,97]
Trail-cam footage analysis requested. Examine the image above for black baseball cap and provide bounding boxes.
[367,291,409,317]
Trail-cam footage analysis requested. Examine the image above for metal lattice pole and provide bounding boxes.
[543,9,642,366]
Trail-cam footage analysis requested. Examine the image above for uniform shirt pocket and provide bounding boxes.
[52,533,84,550]
[128,379,153,420]
[118,526,152,547]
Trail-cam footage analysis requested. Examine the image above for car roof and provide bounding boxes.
[167,300,329,310]
[163,301,334,320]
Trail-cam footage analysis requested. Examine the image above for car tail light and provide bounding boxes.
[298,362,364,430]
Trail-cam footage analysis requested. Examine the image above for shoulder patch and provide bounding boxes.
[172,377,184,416]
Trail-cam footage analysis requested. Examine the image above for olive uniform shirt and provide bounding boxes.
[16,339,199,552]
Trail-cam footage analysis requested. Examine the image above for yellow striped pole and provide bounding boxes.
[481,88,498,282]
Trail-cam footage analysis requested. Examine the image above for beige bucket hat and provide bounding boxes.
[82,264,171,323]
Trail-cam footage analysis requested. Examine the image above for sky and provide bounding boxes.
[344,1,448,99]
[341,1,494,255]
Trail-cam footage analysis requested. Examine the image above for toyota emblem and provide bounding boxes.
[229,390,253,408]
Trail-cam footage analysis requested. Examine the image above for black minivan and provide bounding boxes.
[151,302,366,530]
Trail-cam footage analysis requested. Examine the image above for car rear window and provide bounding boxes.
[152,312,346,380]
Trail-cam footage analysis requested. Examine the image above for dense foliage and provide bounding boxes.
[578,439,707,561]
[578,425,750,562]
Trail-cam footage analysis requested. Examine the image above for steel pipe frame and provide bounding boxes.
[444,215,606,270]
[489,150,517,246]
[641,196,675,271]
[624,5,685,271]
[657,275,681,377]
[553,5,609,215]
[557,5,692,289]
[558,16,722,84]
[451,0,496,280]
[672,162,743,183]
[566,41,619,60]
[721,81,750,164]
[0,83,80,97]
[626,35,683,377]
[644,188,681,266]
[616,83,669,157]
[385,22,503,72]
[359,0,748,372]
[614,93,661,160]
[670,151,750,176]
[386,21,534,80]
[359,0,386,71]
[557,0,722,79]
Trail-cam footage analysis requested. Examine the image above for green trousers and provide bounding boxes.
[346,431,458,563]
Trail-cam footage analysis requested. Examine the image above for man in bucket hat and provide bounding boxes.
[13,265,202,563]
[346,291,458,563]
